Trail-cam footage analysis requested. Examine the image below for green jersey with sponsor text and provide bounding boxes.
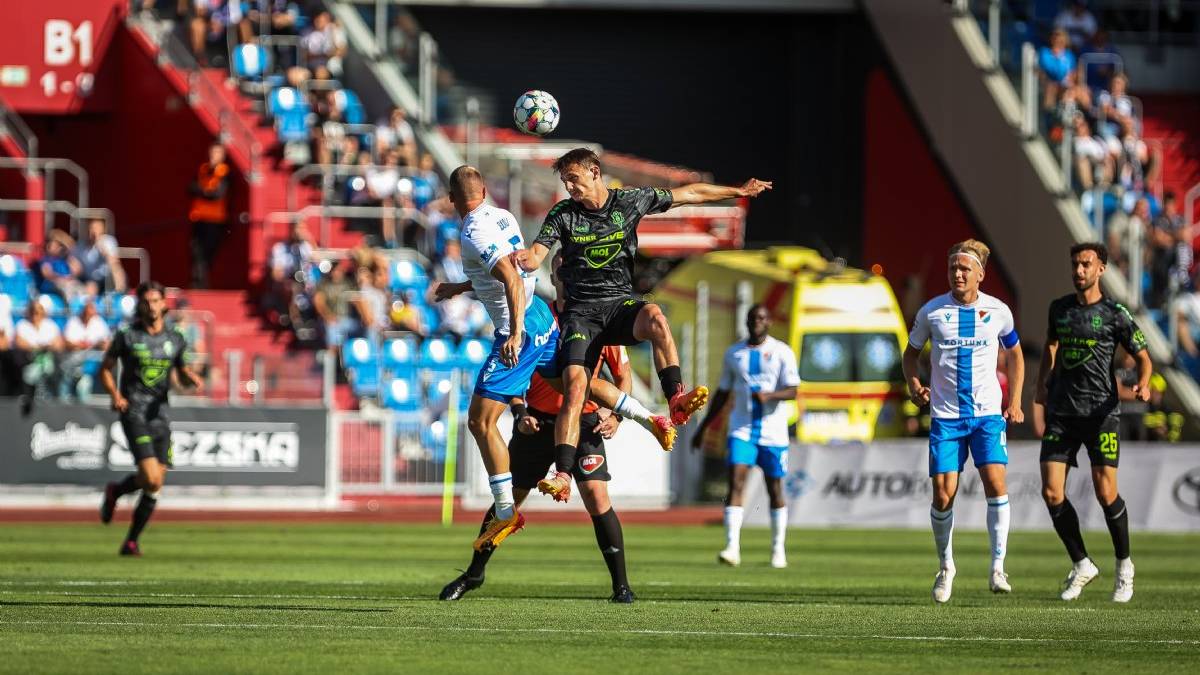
[1045,294,1147,417]
[104,321,189,415]
[534,187,673,304]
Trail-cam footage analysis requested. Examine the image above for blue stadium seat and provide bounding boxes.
[233,43,270,81]
[331,89,366,125]
[389,259,428,294]
[0,255,32,313]
[381,376,421,411]
[269,87,311,144]
[343,337,380,397]
[420,336,456,373]
[457,337,490,368]
[381,336,418,379]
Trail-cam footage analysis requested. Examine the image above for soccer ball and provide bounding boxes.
[513,90,560,136]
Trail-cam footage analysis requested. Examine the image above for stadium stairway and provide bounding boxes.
[1141,94,1200,209]
[862,0,1200,436]
[181,289,356,409]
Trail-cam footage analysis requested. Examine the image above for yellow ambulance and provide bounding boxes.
[650,246,909,443]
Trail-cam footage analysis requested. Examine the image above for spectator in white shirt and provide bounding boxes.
[375,106,417,168]
[75,218,127,294]
[61,299,111,400]
[301,11,347,76]
[14,300,65,407]
[1054,0,1098,52]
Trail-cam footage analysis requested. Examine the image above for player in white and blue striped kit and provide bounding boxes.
[902,239,1025,603]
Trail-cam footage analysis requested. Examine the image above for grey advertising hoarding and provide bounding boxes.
[1,404,327,487]
[742,441,1200,533]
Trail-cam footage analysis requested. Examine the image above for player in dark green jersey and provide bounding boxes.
[514,148,771,499]
[98,281,203,556]
[1035,243,1151,602]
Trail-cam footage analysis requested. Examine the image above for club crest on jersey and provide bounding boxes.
[978,310,990,323]
[579,455,605,474]
[1092,315,1103,330]
[610,211,626,226]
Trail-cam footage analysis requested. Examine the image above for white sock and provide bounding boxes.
[930,507,955,568]
[724,505,743,551]
[614,393,655,427]
[986,495,1010,572]
[770,507,787,554]
[489,472,515,520]
[1117,557,1134,575]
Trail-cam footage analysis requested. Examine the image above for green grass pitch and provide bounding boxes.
[1,521,1197,673]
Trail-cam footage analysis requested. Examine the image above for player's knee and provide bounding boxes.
[648,308,671,339]
[932,490,955,511]
[466,415,489,440]
[1042,485,1065,506]
[142,476,164,493]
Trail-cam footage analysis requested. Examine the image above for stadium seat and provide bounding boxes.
[382,336,419,380]
[457,337,491,368]
[381,376,421,411]
[343,337,380,397]
[268,87,312,144]
[232,43,276,98]
[0,255,32,314]
[389,259,428,294]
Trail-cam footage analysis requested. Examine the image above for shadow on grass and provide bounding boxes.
[0,600,392,613]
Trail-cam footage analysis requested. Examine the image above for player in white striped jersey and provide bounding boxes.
[902,239,1025,603]
[693,305,800,569]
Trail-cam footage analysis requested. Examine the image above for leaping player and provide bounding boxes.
[514,148,772,499]
[439,166,672,552]
[902,239,1025,603]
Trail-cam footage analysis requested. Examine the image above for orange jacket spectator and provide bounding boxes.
[188,154,230,224]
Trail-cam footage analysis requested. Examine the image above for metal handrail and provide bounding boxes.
[115,247,151,286]
[0,99,38,159]
[0,157,90,211]
[265,204,431,250]
[0,199,116,241]
[287,162,421,211]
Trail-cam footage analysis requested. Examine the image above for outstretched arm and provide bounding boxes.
[670,178,773,206]
[511,243,550,273]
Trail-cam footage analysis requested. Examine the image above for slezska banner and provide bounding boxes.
[2,404,327,487]
[741,441,1200,533]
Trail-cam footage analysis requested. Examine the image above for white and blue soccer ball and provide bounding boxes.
[513,90,560,136]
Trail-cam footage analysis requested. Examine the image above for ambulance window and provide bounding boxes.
[799,334,852,382]
[855,333,902,381]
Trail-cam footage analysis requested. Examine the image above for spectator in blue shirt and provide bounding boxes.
[1039,29,1076,112]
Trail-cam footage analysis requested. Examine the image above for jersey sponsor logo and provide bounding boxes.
[498,217,513,231]
[564,332,587,342]
[584,242,621,268]
[1060,345,1094,369]
[480,243,498,263]
[941,338,989,347]
[654,188,670,201]
[610,211,626,226]
[572,221,591,236]
[579,454,605,474]
[1132,329,1147,349]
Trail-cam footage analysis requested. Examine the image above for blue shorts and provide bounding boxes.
[473,296,559,403]
[727,438,789,479]
[928,415,1008,476]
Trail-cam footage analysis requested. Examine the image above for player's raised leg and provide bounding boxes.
[440,488,532,600]
[1041,461,1099,600]
[632,303,708,425]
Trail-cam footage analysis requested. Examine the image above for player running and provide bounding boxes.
[902,240,1025,603]
[692,304,799,569]
[99,281,203,556]
[1035,242,1150,603]
[514,148,772,499]
[439,166,671,552]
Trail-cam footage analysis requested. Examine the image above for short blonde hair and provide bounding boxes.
[948,239,990,268]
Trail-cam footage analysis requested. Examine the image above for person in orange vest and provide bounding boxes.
[188,143,231,288]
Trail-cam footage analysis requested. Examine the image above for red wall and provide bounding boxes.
[862,68,1017,318]
[23,28,248,289]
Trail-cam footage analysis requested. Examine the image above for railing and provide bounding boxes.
[127,11,262,183]
[0,199,116,240]
[0,99,38,159]
[0,157,91,233]
[264,204,432,252]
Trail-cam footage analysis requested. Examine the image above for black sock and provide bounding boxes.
[591,508,629,591]
[1048,499,1089,563]
[466,507,496,578]
[126,494,158,543]
[1103,495,1131,559]
[658,365,682,400]
[113,474,140,498]
[555,444,577,474]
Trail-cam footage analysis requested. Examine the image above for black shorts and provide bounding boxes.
[121,413,173,467]
[556,297,647,373]
[508,410,610,487]
[1040,414,1121,468]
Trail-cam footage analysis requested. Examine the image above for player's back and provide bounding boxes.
[460,204,536,334]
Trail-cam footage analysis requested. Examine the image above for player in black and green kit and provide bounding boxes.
[1035,243,1151,603]
[98,281,203,556]
[514,148,772,500]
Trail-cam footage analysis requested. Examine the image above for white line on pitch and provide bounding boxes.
[1,620,1197,646]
